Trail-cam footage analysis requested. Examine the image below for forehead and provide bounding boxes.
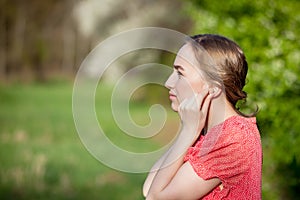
[176,44,195,62]
[174,44,198,70]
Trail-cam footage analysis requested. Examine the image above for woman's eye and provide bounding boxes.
[177,71,183,76]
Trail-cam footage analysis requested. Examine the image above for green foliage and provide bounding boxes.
[183,0,300,198]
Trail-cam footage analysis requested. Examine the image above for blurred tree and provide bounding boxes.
[0,0,190,82]
[0,0,77,81]
[183,0,300,199]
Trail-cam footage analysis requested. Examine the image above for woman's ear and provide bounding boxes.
[209,87,222,97]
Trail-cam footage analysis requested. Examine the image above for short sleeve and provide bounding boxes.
[184,116,259,187]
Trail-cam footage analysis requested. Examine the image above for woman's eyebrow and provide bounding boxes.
[174,65,184,71]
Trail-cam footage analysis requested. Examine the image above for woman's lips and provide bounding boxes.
[169,92,176,100]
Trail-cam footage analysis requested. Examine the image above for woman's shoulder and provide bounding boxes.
[215,115,260,145]
[222,115,257,132]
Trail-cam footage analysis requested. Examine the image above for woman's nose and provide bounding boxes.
[165,72,177,89]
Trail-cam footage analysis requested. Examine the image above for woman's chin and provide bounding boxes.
[171,103,179,112]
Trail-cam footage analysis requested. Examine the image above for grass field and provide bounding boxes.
[0,81,180,200]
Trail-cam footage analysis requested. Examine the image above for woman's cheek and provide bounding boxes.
[175,82,187,103]
[176,79,196,102]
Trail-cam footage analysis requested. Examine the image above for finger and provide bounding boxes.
[187,94,201,110]
[185,94,199,111]
[196,88,209,109]
[201,93,213,117]
[178,98,187,113]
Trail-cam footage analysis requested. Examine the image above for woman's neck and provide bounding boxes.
[206,94,238,131]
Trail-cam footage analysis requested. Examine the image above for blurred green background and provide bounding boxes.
[0,0,299,199]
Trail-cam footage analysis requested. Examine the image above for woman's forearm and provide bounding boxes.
[144,128,196,199]
[145,151,186,200]
[143,147,172,197]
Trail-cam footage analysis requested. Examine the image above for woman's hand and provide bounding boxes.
[178,88,213,144]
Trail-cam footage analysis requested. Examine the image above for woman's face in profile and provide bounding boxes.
[165,44,207,112]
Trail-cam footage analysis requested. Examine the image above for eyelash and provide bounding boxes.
[177,70,183,76]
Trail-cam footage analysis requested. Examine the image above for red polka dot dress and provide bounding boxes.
[184,115,262,199]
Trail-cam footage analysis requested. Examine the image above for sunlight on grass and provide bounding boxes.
[0,82,179,199]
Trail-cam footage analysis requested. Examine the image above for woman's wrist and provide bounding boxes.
[172,126,200,149]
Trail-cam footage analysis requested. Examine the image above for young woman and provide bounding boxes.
[143,34,262,199]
